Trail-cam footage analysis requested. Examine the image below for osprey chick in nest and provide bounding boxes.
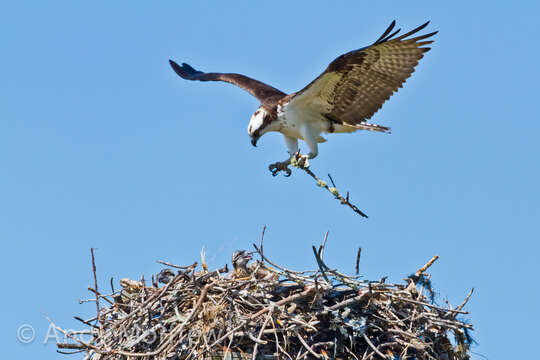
[170,21,436,176]
[231,250,274,280]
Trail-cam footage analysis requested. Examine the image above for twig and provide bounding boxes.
[356,247,362,275]
[390,295,468,314]
[156,260,198,270]
[73,316,98,329]
[322,291,370,314]
[292,157,368,218]
[453,288,474,313]
[207,322,247,349]
[294,329,321,359]
[259,225,266,262]
[269,313,283,358]
[312,246,330,282]
[43,312,102,353]
[87,287,115,306]
[90,248,102,335]
[250,287,315,320]
[318,231,329,260]
[362,333,388,359]
[57,343,87,350]
[252,313,271,360]
[345,346,360,360]
[415,255,439,276]
[253,243,315,277]
[327,173,337,188]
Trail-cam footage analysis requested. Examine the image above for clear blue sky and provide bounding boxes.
[3,1,538,359]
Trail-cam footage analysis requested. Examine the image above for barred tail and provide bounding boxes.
[353,122,391,133]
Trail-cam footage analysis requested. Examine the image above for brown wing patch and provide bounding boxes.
[289,21,437,126]
[169,60,286,103]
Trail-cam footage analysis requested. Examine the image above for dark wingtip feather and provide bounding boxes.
[380,27,401,43]
[374,20,397,44]
[393,21,433,41]
[417,21,431,31]
[169,60,203,80]
[168,59,179,69]
[181,63,199,73]
[375,20,437,45]
[168,59,185,78]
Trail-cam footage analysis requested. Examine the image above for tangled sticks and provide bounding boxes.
[53,241,473,359]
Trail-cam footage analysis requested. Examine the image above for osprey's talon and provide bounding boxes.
[292,153,310,169]
[269,161,292,177]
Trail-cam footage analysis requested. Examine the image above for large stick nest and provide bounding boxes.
[54,241,473,359]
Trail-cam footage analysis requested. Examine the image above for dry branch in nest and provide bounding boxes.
[54,240,473,360]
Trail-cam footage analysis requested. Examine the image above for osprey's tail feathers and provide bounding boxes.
[351,122,391,133]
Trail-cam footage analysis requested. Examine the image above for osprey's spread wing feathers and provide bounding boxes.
[289,21,437,125]
[169,60,286,104]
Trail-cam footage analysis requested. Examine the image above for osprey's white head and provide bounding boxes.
[247,106,272,147]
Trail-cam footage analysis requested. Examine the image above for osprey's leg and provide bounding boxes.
[268,136,298,177]
[301,123,319,159]
[284,136,299,155]
[296,124,319,168]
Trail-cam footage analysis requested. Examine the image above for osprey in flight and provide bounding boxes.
[170,21,436,176]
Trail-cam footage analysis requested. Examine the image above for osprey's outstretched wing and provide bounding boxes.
[289,21,437,125]
[169,60,286,104]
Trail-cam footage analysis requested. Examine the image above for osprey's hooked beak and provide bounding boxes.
[250,135,259,147]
